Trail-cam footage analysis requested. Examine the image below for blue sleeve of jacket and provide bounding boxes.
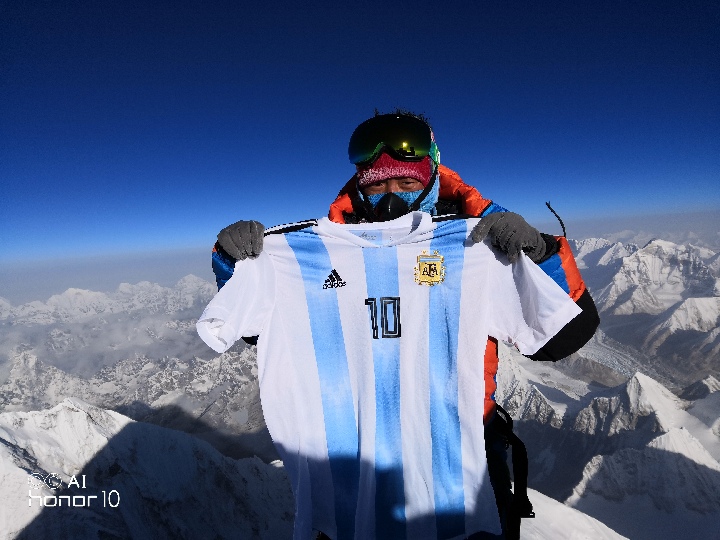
[212,244,236,290]
[479,202,509,217]
[536,250,570,294]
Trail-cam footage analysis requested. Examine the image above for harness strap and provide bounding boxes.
[491,404,535,540]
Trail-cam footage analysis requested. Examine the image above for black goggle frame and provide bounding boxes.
[348,114,438,166]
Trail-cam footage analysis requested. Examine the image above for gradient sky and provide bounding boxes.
[2,0,719,263]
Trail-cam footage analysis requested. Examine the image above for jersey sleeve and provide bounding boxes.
[486,252,582,355]
[197,252,275,353]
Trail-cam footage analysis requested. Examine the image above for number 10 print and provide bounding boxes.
[365,297,401,339]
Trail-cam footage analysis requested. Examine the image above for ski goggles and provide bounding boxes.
[348,114,440,165]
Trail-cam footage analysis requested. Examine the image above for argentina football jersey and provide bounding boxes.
[198,211,581,540]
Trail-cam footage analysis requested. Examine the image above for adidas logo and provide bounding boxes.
[323,269,347,289]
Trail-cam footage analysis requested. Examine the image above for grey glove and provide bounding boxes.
[217,220,265,260]
[470,212,546,263]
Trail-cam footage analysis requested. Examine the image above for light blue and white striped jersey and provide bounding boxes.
[197,212,581,540]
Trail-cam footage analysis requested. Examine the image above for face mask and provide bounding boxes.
[366,191,421,221]
[361,173,440,221]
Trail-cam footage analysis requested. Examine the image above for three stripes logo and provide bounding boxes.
[323,269,346,289]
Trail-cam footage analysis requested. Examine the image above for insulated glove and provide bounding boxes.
[217,220,265,260]
[470,212,546,263]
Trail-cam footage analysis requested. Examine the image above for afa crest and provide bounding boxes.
[414,250,446,286]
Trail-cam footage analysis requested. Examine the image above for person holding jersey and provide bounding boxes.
[209,112,600,539]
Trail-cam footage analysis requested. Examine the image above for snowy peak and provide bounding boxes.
[46,288,115,318]
[1,398,130,472]
[648,427,720,470]
[598,239,716,316]
[569,427,720,516]
[495,345,564,427]
[643,297,720,353]
[573,372,688,437]
[0,351,93,412]
[0,275,219,377]
[657,297,720,333]
[569,238,638,270]
[625,372,688,419]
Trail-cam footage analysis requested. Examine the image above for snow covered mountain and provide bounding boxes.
[496,345,720,540]
[0,399,626,540]
[570,238,720,386]
[1,341,715,539]
[1,275,216,324]
[595,240,716,317]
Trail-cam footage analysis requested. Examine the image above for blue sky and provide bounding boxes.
[2,0,719,263]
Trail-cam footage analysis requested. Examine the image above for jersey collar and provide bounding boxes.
[314,211,436,247]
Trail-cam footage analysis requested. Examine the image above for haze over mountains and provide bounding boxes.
[0,228,718,539]
[1,209,717,306]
